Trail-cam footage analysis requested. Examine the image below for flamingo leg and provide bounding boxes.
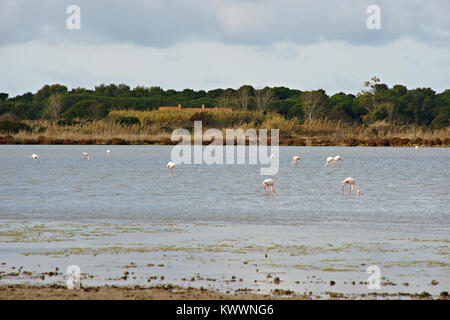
[170,168,173,176]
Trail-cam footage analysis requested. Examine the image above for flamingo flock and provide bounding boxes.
[324,155,342,167]
[28,149,360,197]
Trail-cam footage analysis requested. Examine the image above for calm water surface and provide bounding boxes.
[0,145,448,298]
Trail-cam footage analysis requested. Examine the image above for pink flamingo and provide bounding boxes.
[31,154,39,159]
[333,155,343,166]
[82,152,90,160]
[167,161,176,175]
[342,177,360,196]
[263,178,277,196]
[291,156,301,166]
[324,156,334,168]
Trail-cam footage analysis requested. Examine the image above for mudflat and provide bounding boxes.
[0,284,308,300]
[1,284,447,300]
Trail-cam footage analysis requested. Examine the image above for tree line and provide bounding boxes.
[0,77,448,128]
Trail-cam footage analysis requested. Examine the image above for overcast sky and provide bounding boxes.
[1,0,449,97]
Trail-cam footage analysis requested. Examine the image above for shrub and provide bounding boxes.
[431,113,449,129]
[189,112,215,126]
[116,116,141,126]
[0,113,22,122]
[57,119,80,126]
[0,121,32,133]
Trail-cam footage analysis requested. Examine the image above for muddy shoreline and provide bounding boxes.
[0,284,447,300]
[0,135,449,147]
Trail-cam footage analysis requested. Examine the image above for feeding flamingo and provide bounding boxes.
[291,156,301,166]
[31,154,39,159]
[342,177,360,196]
[333,155,343,166]
[324,156,335,168]
[82,152,90,160]
[167,161,176,175]
[263,178,277,197]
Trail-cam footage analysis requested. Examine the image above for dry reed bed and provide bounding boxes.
[1,111,449,146]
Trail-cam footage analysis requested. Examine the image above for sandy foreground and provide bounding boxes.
[0,284,304,300]
[0,284,447,300]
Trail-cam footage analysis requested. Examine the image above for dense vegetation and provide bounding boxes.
[0,120,31,134]
[1,78,448,128]
[0,78,448,146]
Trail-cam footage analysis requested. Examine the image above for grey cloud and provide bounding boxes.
[0,0,449,47]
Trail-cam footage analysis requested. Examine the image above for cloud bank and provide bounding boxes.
[0,0,449,96]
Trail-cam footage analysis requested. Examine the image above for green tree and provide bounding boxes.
[358,76,380,116]
[43,93,64,120]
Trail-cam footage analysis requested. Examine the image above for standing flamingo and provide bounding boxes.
[82,152,90,160]
[333,155,343,166]
[263,178,277,196]
[342,177,360,196]
[31,154,39,159]
[324,157,334,168]
[106,150,111,157]
[291,156,301,166]
[167,161,176,175]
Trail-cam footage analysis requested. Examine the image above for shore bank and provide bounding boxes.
[1,135,448,147]
[1,284,447,300]
[0,284,304,300]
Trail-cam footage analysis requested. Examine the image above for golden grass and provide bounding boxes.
[2,110,449,146]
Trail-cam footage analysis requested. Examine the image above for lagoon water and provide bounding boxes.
[0,145,449,298]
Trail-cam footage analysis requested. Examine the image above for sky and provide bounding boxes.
[0,0,449,97]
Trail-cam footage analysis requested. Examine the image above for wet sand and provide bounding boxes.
[1,284,447,300]
[0,284,306,300]
[0,222,448,300]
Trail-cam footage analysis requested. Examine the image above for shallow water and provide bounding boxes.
[0,145,449,298]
